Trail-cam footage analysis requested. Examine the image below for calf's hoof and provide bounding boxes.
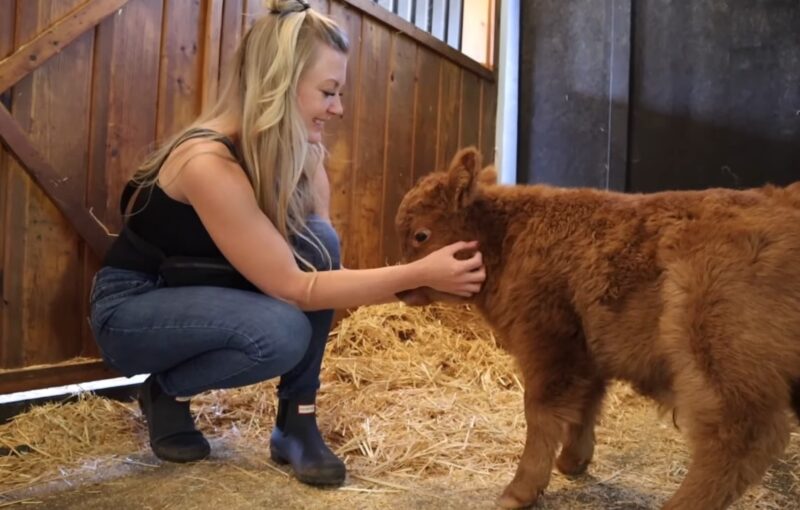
[555,451,591,476]
[496,483,542,509]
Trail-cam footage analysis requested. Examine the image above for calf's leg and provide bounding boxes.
[556,378,606,476]
[661,376,790,510]
[497,372,591,509]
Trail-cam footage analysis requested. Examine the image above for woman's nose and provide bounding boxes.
[329,95,344,116]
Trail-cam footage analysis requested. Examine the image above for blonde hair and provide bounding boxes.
[131,0,349,270]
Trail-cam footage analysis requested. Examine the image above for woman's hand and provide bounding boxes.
[413,241,485,297]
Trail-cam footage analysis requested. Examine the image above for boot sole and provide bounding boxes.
[270,448,345,486]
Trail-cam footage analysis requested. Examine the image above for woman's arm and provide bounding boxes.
[168,147,484,311]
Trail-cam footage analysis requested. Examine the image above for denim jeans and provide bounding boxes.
[90,216,340,399]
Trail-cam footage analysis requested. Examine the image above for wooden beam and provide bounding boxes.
[340,0,494,81]
[0,104,113,258]
[0,0,131,94]
[0,360,119,394]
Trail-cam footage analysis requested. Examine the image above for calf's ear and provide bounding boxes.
[447,147,482,210]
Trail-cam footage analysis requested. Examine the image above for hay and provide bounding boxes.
[0,303,798,509]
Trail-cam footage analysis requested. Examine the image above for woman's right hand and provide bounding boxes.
[414,240,486,297]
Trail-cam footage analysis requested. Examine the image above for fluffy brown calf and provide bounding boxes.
[395,147,800,510]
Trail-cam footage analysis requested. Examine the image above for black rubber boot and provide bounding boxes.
[269,395,346,486]
[137,375,210,463]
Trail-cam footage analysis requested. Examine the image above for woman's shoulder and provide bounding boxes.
[158,130,250,204]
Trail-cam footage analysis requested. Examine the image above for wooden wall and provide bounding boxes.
[0,0,498,393]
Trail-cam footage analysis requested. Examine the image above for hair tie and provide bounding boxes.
[270,1,310,15]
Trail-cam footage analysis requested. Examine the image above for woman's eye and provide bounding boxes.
[323,91,336,97]
[413,230,430,244]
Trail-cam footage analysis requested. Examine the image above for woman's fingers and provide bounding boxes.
[457,250,483,272]
[445,239,479,256]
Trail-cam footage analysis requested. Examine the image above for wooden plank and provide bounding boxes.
[380,34,416,265]
[87,13,115,229]
[342,0,493,81]
[3,0,93,367]
[0,0,130,94]
[243,0,267,33]
[219,0,243,84]
[201,0,224,110]
[0,0,15,361]
[480,78,497,165]
[3,2,47,367]
[436,59,461,171]
[102,0,164,234]
[0,0,30,367]
[0,1,15,59]
[460,69,481,148]
[2,152,26,368]
[411,48,440,182]
[308,0,330,13]
[157,0,204,139]
[0,360,118,394]
[85,9,117,359]
[348,18,390,269]
[325,1,361,267]
[80,245,102,358]
[24,0,94,366]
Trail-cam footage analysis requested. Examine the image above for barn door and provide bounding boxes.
[517,0,800,191]
[0,0,131,394]
[0,0,498,394]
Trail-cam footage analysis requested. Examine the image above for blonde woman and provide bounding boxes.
[89,0,484,487]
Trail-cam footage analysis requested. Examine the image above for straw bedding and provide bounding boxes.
[1,303,798,508]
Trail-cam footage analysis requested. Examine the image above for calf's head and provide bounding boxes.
[394,147,492,305]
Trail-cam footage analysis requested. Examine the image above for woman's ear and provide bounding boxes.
[447,147,482,210]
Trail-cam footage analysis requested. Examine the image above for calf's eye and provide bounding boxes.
[413,229,431,245]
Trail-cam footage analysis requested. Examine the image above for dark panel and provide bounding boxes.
[629,0,800,191]
[518,0,631,189]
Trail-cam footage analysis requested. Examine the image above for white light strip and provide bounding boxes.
[0,374,148,405]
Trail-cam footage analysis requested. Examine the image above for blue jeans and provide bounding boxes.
[90,216,340,399]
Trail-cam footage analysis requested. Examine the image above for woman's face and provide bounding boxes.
[297,44,347,143]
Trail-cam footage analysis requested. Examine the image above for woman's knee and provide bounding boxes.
[243,303,313,367]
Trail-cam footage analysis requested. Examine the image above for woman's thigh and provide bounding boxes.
[91,270,311,376]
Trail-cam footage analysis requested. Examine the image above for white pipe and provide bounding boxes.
[0,374,147,404]
[494,0,519,184]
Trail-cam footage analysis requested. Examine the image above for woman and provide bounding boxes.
[90,0,485,487]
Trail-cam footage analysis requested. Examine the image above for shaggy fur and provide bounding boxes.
[395,147,800,510]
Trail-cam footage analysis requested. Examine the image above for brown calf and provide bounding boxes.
[395,147,800,510]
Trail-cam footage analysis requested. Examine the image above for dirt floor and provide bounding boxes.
[4,407,798,510]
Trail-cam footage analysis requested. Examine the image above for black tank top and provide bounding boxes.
[103,128,243,273]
